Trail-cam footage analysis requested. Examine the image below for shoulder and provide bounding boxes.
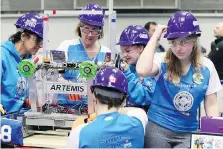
[66,124,87,148]
[1,42,11,61]
[100,45,111,52]
[57,39,80,50]
[201,57,215,72]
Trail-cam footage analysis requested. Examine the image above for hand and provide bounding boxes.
[114,54,128,71]
[71,113,97,129]
[153,25,167,40]
[87,113,97,123]
[0,104,6,115]
[72,116,87,129]
[120,61,129,71]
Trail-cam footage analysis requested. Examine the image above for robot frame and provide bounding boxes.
[16,7,125,136]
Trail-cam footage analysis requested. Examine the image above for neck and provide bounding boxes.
[82,39,98,51]
[15,41,26,58]
[180,57,191,74]
[180,58,191,67]
[95,104,119,115]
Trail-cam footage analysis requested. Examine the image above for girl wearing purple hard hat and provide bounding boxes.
[1,12,43,115]
[67,67,148,148]
[56,4,110,113]
[116,25,156,112]
[136,11,222,148]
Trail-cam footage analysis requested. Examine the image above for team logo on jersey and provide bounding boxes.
[173,91,194,112]
[164,73,181,85]
[192,73,204,85]
[16,77,27,96]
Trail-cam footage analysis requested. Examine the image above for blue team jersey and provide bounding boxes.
[56,38,111,105]
[1,40,29,113]
[148,53,222,132]
[67,109,148,148]
[124,64,156,107]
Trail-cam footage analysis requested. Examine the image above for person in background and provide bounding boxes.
[144,21,165,53]
[208,22,223,80]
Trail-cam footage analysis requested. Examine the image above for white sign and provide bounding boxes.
[46,82,88,95]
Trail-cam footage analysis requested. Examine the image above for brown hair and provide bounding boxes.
[75,21,104,39]
[164,37,202,84]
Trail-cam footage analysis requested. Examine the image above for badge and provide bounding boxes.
[192,73,204,85]
[172,76,180,85]
[173,91,194,112]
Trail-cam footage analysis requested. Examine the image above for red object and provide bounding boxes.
[53,10,56,14]
[33,57,39,64]
[43,17,48,21]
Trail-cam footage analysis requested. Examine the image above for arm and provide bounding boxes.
[204,58,222,117]
[124,68,155,105]
[136,25,166,77]
[1,57,6,114]
[204,93,219,117]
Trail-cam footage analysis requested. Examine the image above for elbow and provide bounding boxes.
[136,67,151,78]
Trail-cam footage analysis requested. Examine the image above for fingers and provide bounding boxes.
[71,116,87,129]
[0,104,6,115]
[153,24,167,40]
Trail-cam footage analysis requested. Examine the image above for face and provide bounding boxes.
[120,45,143,64]
[80,24,101,45]
[169,37,195,60]
[214,23,223,37]
[23,33,42,55]
[149,24,157,38]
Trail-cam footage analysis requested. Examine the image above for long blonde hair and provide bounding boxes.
[164,38,202,84]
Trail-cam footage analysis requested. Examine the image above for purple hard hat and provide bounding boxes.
[164,11,201,40]
[117,25,149,46]
[15,12,43,38]
[91,67,128,94]
[78,3,104,27]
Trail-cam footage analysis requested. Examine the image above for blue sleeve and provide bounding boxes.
[1,51,6,105]
[63,70,79,81]
[124,68,156,106]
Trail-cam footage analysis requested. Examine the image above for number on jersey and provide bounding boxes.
[0,125,12,142]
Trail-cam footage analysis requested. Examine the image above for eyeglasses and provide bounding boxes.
[80,27,101,36]
[169,39,194,47]
[32,35,43,47]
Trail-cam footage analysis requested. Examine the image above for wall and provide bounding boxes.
[1,15,221,55]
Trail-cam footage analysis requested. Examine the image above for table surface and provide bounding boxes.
[23,134,69,148]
